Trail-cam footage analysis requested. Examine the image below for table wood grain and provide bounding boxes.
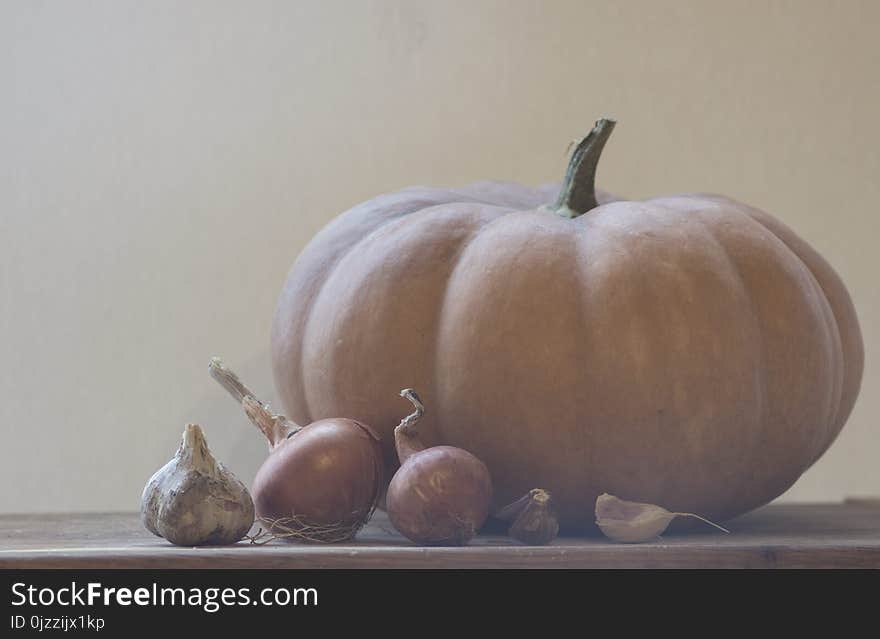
[1,502,878,569]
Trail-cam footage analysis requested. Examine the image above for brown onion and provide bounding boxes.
[209,358,383,543]
[386,389,492,546]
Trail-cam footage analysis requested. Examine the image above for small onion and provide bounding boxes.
[386,389,492,546]
[209,358,383,543]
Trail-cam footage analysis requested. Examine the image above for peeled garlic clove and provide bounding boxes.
[141,423,254,546]
[495,489,559,545]
[595,493,729,543]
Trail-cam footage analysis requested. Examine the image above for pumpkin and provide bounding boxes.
[271,119,863,531]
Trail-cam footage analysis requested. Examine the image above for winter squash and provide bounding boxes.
[271,119,863,531]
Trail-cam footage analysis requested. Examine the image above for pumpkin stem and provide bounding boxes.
[554,118,616,218]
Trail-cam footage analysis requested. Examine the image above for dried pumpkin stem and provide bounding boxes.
[554,117,616,218]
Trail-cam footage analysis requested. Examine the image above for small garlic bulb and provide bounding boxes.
[141,423,254,546]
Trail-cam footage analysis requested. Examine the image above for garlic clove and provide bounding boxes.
[141,423,254,546]
[495,488,559,545]
[595,493,729,543]
[595,493,676,543]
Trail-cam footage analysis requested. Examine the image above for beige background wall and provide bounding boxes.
[2,0,877,513]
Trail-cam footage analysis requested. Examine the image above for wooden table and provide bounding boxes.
[1,502,878,569]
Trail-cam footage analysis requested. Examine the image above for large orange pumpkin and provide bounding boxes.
[271,119,863,531]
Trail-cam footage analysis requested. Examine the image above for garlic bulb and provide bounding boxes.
[141,423,254,546]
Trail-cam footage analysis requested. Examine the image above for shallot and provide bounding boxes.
[495,488,559,545]
[385,389,492,546]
